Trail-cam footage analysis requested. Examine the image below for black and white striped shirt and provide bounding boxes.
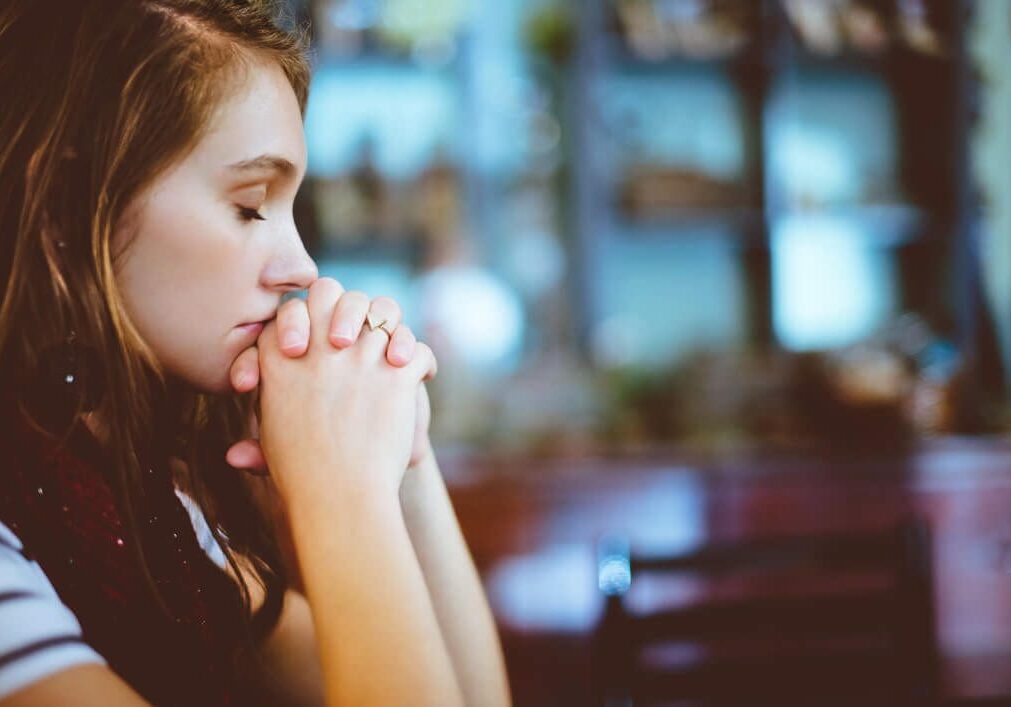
[0,489,228,700]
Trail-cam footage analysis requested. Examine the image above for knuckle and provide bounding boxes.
[371,295,399,312]
[307,277,343,305]
[340,290,370,310]
[312,276,342,292]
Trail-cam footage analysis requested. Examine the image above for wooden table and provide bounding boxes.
[440,439,1011,706]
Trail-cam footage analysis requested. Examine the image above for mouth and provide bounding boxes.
[236,316,273,337]
[236,321,265,336]
[238,313,276,328]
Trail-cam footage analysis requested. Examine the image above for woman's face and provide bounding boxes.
[113,58,318,393]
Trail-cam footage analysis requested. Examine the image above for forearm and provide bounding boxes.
[399,453,512,707]
[286,474,464,707]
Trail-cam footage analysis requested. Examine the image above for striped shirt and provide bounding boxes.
[0,489,228,700]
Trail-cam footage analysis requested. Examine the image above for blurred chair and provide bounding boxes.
[591,517,938,707]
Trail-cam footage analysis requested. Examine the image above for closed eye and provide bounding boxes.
[235,205,266,222]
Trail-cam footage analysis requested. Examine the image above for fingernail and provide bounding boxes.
[332,326,353,344]
[390,344,409,363]
[282,331,304,350]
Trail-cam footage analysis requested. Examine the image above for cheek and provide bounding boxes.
[119,216,230,321]
[114,202,252,384]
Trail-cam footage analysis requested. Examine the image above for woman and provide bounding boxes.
[0,0,510,705]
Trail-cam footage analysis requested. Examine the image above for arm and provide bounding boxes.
[286,479,464,707]
[0,665,150,706]
[236,452,510,707]
[399,452,512,707]
[0,532,150,706]
[235,454,512,707]
[264,381,509,706]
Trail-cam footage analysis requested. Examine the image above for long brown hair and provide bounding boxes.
[0,0,310,644]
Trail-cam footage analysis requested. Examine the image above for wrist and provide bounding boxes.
[289,471,404,543]
[276,453,402,514]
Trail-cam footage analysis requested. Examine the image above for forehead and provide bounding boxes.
[189,58,307,180]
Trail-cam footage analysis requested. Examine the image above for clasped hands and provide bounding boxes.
[222,277,435,478]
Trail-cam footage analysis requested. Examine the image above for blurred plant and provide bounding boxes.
[597,312,994,459]
[376,0,468,61]
[599,348,790,454]
[787,348,915,456]
[524,3,575,65]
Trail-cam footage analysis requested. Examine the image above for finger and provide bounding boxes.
[404,341,438,382]
[247,400,260,439]
[306,277,345,351]
[225,438,267,472]
[408,383,433,467]
[329,289,371,348]
[387,324,416,367]
[229,346,260,393]
[256,319,278,360]
[360,295,402,359]
[276,297,310,356]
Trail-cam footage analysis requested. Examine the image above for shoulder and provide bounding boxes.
[0,520,107,701]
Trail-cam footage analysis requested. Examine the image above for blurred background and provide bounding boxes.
[275,0,1011,704]
[282,0,1011,458]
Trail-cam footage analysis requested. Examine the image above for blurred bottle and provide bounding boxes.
[782,0,947,58]
[614,0,751,62]
[411,144,461,257]
[350,133,385,235]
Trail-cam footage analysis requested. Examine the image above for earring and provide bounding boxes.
[19,331,106,433]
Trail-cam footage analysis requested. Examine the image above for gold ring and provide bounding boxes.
[365,312,394,339]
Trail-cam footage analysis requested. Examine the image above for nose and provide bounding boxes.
[262,225,318,293]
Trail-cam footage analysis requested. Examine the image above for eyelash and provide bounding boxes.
[235,205,266,222]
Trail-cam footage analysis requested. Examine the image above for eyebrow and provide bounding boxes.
[225,154,299,178]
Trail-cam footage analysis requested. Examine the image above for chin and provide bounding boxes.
[206,371,237,396]
[166,362,233,397]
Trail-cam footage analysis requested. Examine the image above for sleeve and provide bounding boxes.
[0,520,107,701]
[173,488,229,570]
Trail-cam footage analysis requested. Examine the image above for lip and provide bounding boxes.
[236,321,266,338]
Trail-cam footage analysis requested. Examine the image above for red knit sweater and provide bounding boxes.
[0,397,261,705]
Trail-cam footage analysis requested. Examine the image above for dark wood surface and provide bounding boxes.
[439,439,1011,706]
